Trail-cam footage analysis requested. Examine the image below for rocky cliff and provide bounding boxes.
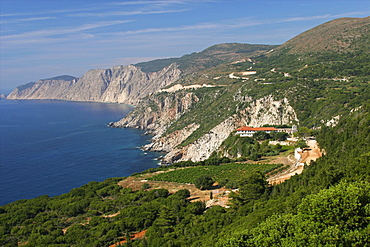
[160,96,298,163]
[110,91,199,137]
[112,90,298,164]
[7,64,181,105]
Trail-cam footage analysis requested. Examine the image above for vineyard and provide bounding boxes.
[147,163,281,184]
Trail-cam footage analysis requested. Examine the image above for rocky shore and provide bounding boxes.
[112,94,299,164]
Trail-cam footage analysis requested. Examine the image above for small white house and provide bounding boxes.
[236,126,278,137]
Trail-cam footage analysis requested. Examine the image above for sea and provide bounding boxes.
[0,99,160,205]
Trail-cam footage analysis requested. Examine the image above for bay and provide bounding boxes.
[0,99,159,205]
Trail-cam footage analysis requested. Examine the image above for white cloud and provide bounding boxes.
[0,6,102,17]
[0,17,56,24]
[2,10,367,48]
[103,11,369,37]
[111,0,193,6]
[0,20,132,44]
[68,8,188,17]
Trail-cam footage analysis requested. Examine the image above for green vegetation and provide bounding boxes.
[295,139,308,149]
[130,19,369,149]
[215,102,370,247]
[0,178,202,246]
[219,181,370,246]
[149,49,369,148]
[275,17,370,54]
[212,133,292,160]
[136,43,276,73]
[1,17,370,247]
[194,175,214,190]
[1,94,369,247]
[147,163,281,185]
[229,171,268,208]
[4,97,365,247]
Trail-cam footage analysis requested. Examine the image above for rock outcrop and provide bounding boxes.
[161,115,245,163]
[7,64,181,105]
[143,123,200,154]
[112,90,299,164]
[160,96,298,163]
[110,91,199,137]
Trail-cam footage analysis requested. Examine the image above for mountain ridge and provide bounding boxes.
[274,16,370,54]
[8,43,275,105]
[7,16,370,164]
[111,16,369,163]
[135,43,277,73]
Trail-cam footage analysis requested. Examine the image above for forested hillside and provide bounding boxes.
[118,17,369,159]
[217,102,370,246]
[1,102,368,246]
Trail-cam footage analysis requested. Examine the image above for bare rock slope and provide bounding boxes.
[113,92,298,164]
[8,64,181,105]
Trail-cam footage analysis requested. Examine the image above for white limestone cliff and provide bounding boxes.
[160,96,298,163]
[7,64,181,105]
[112,92,299,164]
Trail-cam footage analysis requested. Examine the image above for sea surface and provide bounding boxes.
[0,99,160,205]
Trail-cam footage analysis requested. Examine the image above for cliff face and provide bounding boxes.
[7,79,76,100]
[7,64,181,105]
[161,96,298,163]
[110,91,199,138]
[112,91,298,164]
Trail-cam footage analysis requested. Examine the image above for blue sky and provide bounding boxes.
[0,0,369,93]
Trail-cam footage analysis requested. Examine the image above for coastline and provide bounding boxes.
[0,99,159,205]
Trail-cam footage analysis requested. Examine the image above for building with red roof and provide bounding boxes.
[236,126,295,137]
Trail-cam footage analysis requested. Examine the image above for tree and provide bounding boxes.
[230,172,268,207]
[253,131,271,141]
[173,189,190,199]
[298,181,370,230]
[295,139,308,149]
[218,181,370,247]
[296,127,312,138]
[194,175,214,190]
[141,183,151,190]
[250,152,259,161]
[271,131,289,141]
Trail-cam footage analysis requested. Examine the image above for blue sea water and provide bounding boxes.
[0,99,160,205]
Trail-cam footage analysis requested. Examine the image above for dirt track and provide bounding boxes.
[109,230,147,247]
[117,140,323,207]
[267,140,322,185]
[112,139,323,241]
[300,140,322,164]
